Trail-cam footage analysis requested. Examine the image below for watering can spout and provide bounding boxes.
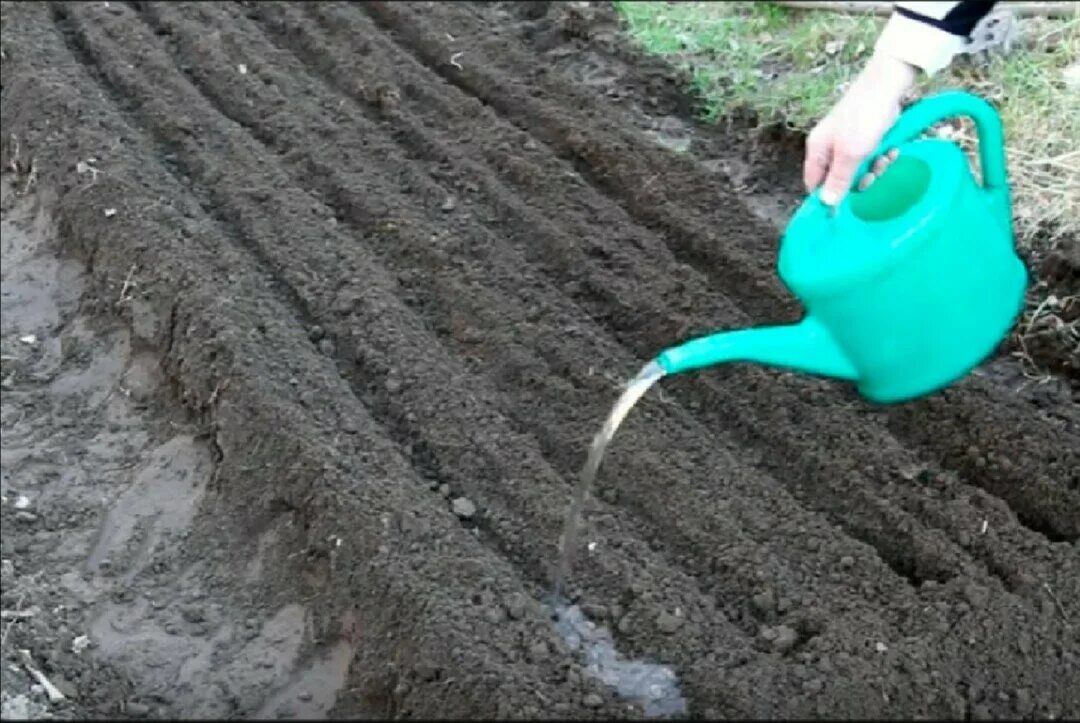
[654,316,859,381]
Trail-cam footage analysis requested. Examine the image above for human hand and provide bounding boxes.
[803,53,917,206]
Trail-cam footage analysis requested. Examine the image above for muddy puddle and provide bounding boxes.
[552,601,686,718]
[1,176,363,720]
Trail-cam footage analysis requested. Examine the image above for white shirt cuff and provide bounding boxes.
[875,11,967,76]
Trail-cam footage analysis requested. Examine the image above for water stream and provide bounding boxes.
[552,360,666,599]
[549,360,684,718]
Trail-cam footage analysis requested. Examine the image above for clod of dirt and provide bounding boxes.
[583,692,604,708]
[1015,688,1032,714]
[0,693,46,721]
[125,701,151,717]
[451,497,476,519]
[761,625,798,653]
[528,640,550,662]
[581,603,608,621]
[656,610,684,635]
[1039,237,1078,289]
[181,606,206,624]
[964,583,990,609]
[751,589,778,618]
[505,593,528,620]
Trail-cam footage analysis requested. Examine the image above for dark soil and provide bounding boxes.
[1,1,1076,719]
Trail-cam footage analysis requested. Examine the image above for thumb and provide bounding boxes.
[819,147,861,206]
[802,124,832,193]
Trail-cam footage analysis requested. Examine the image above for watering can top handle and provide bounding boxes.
[852,90,1009,193]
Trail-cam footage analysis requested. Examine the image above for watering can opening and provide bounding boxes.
[848,154,933,224]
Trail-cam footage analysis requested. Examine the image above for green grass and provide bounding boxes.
[614,1,1080,247]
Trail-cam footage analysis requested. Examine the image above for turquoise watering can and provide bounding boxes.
[655,91,1027,403]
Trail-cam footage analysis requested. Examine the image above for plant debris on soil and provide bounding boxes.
[1,1,1078,720]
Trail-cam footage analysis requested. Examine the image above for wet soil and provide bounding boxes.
[1,1,1077,719]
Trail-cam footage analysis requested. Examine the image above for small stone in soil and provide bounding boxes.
[767,625,798,653]
[484,607,505,624]
[459,327,483,344]
[583,693,604,708]
[581,603,608,620]
[126,701,151,717]
[505,593,527,620]
[451,497,476,519]
[751,589,777,617]
[181,606,205,623]
[528,641,549,661]
[656,610,684,634]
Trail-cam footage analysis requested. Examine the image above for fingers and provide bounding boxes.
[804,109,901,206]
[819,146,861,206]
[858,148,900,192]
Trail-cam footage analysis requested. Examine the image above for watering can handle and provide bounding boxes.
[853,90,1009,192]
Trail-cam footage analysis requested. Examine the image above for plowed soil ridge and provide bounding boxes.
[2,1,1078,719]
[353,1,1080,540]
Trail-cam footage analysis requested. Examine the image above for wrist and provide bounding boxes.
[859,51,918,98]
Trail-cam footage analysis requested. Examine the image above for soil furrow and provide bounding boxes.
[65,6,826,715]
[129,0,782,637]
[63,0,564,574]
[131,0,927,671]
[235,2,957,584]
[31,3,625,718]
[54,3,1017,716]
[356,0,1080,544]
[153,0,995,606]
[120,7,1080,717]
[249,0,1075,578]
[3,1,1077,719]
